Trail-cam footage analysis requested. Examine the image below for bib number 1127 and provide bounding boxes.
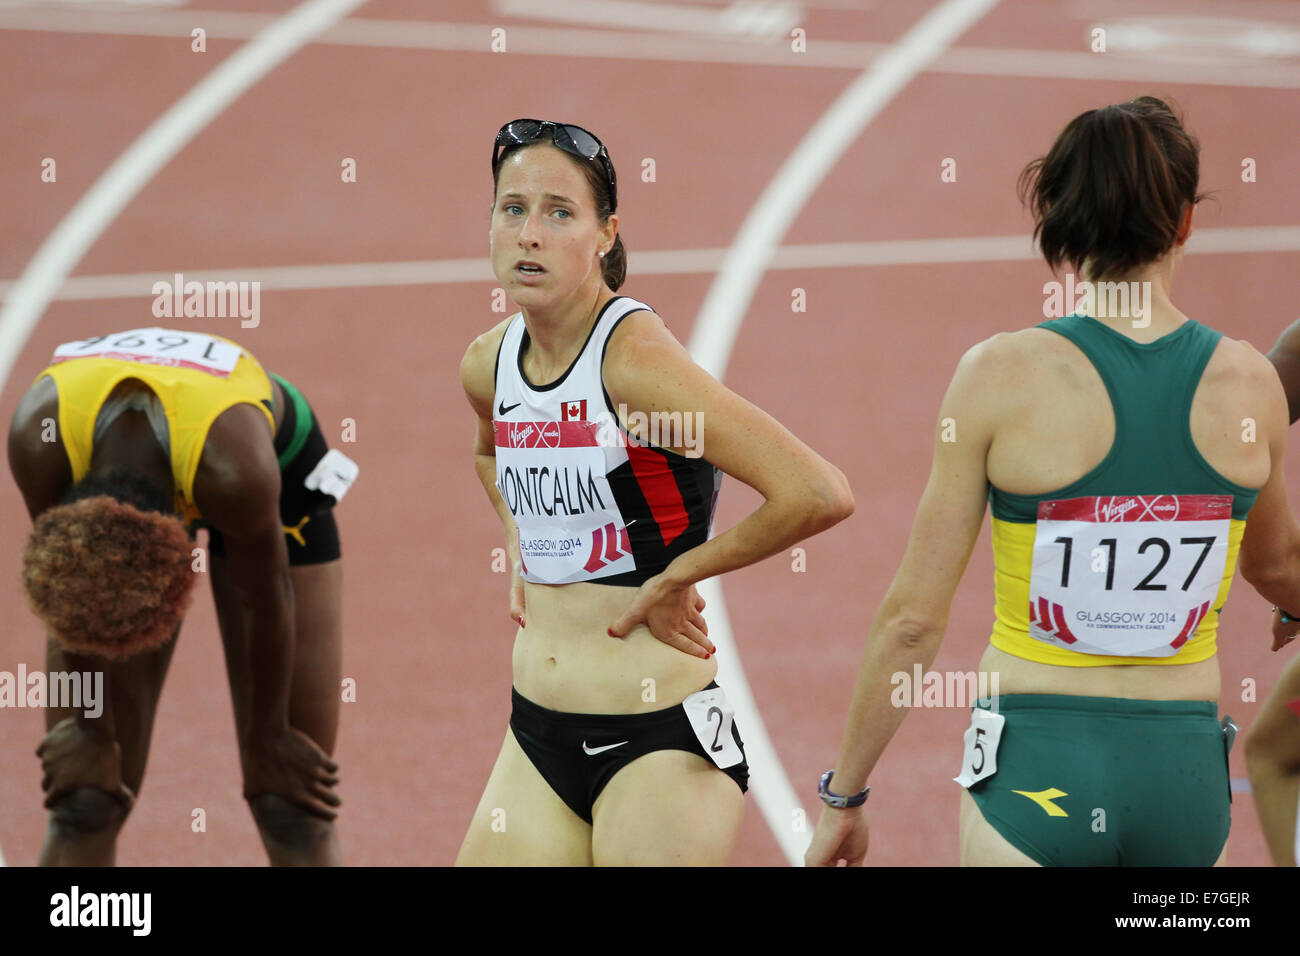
[1028,494,1231,658]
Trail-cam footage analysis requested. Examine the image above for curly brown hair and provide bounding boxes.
[21,472,196,660]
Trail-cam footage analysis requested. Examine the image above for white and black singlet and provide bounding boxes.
[493,296,721,586]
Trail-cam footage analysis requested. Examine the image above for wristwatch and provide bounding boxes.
[818,770,869,809]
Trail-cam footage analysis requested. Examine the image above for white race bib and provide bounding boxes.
[682,686,744,770]
[954,708,1005,789]
[52,328,241,377]
[494,419,635,584]
[1028,494,1231,657]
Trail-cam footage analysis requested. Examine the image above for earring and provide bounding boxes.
[599,251,606,258]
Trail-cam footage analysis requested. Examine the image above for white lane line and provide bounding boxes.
[687,0,1001,868]
[3,225,1291,302]
[0,0,369,392]
[5,10,1300,86]
[494,0,801,39]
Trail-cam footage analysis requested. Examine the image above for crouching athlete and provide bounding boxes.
[7,326,358,866]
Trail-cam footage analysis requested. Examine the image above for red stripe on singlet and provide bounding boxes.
[626,443,689,546]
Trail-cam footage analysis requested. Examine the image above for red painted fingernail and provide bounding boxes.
[607,628,616,637]
[520,616,525,628]
[705,651,712,659]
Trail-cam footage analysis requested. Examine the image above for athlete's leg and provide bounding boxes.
[590,750,744,866]
[959,789,1041,866]
[455,728,594,866]
[211,555,343,865]
[38,627,179,866]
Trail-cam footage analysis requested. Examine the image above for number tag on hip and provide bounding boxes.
[954,708,1005,789]
[682,687,743,770]
[305,449,359,502]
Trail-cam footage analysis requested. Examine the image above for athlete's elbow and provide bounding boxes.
[1242,726,1287,782]
[1241,558,1289,604]
[883,613,944,652]
[805,466,855,532]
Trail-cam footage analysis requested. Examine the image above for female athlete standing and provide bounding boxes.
[806,97,1300,867]
[457,119,853,865]
[8,328,355,865]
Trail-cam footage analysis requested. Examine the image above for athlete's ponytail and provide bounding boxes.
[1018,96,1205,281]
[600,234,627,292]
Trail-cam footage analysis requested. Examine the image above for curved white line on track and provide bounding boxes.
[686,0,1002,866]
[0,0,369,393]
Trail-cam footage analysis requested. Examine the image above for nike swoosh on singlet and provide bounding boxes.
[582,740,629,756]
[498,400,521,415]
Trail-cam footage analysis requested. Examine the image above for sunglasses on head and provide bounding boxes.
[493,119,617,212]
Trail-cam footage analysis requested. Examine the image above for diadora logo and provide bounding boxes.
[1093,495,1179,523]
[1012,787,1069,817]
[506,421,562,449]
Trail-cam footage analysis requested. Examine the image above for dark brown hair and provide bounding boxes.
[493,142,626,291]
[1018,96,1205,280]
[21,470,195,660]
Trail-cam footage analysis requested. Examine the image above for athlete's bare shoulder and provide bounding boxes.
[1214,335,1281,384]
[1200,334,1285,399]
[1207,335,1290,425]
[194,401,281,533]
[602,307,683,377]
[606,306,671,345]
[946,327,1060,391]
[6,375,71,516]
[461,316,515,416]
[8,374,59,443]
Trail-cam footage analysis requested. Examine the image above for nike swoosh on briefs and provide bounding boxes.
[582,740,629,756]
[498,400,521,415]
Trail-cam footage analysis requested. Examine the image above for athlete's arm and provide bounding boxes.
[1235,350,1300,641]
[1245,652,1300,865]
[195,403,339,818]
[805,337,999,866]
[461,320,525,627]
[1266,319,1300,425]
[8,380,131,794]
[827,339,993,793]
[601,311,853,647]
[7,376,72,517]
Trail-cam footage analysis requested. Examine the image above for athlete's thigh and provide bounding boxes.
[591,750,744,866]
[455,727,593,867]
[959,789,1041,867]
[43,627,180,794]
[285,559,342,753]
